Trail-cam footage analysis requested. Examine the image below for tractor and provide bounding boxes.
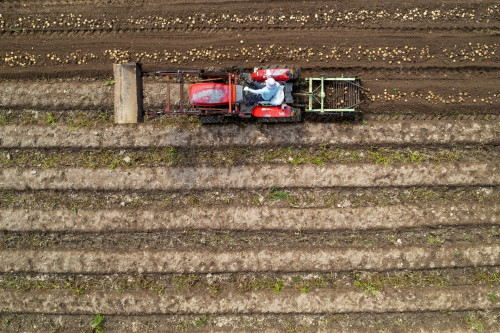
[113,62,366,124]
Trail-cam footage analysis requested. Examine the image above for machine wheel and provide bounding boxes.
[198,115,236,124]
[304,111,361,122]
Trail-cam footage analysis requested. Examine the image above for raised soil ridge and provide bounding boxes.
[1,203,497,232]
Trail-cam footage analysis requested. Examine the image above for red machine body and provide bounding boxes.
[252,105,292,118]
[251,68,293,83]
[189,83,235,106]
[143,64,364,123]
[147,66,300,123]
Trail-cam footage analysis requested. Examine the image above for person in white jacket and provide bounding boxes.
[243,78,280,106]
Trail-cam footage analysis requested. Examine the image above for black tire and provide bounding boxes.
[304,111,361,122]
[198,115,237,124]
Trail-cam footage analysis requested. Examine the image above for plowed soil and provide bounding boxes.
[1,0,500,332]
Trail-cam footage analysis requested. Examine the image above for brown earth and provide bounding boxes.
[1,286,500,314]
[1,162,499,191]
[1,0,500,331]
[1,120,498,148]
[2,244,500,273]
[1,203,496,232]
[0,312,497,333]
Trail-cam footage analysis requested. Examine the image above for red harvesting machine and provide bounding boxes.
[113,62,366,124]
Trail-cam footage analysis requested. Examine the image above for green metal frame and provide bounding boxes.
[306,76,360,113]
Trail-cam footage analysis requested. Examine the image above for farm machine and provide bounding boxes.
[113,62,366,124]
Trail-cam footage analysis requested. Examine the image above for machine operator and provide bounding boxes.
[243,77,279,106]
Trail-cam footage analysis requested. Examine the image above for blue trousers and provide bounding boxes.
[248,81,266,104]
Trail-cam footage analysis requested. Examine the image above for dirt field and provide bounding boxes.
[1,0,500,332]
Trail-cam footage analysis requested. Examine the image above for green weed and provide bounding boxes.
[488,293,498,303]
[90,314,104,333]
[300,283,310,293]
[164,147,178,164]
[68,111,113,129]
[194,315,208,327]
[408,150,424,162]
[352,273,382,295]
[372,152,389,166]
[272,280,284,294]
[172,274,202,291]
[45,113,57,126]
[186,195,201,206]
[0,111,17,125]
[65,282,84,296]
[268,187,290,201]
[175,321,188,331]
[472,270,499,286]
[464,313,484,333]
[427,236,443,244]
[104,78,115,86]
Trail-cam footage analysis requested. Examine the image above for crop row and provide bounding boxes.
[2,43,497,67]
[1,5,498,31]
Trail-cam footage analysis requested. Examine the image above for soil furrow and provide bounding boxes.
[1,120,498,148]
[2,225,499,250]
[2,267,499,296]
[2,187,497,211]
[1,286,499,314]
[1,64,499,80]
[1,162,498,191]
[1,146,497,169]
[1,244,499,274]
[1,203,496,232]
[2,24,498,36]
[0,312,498,333]
[1,313,498,333]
